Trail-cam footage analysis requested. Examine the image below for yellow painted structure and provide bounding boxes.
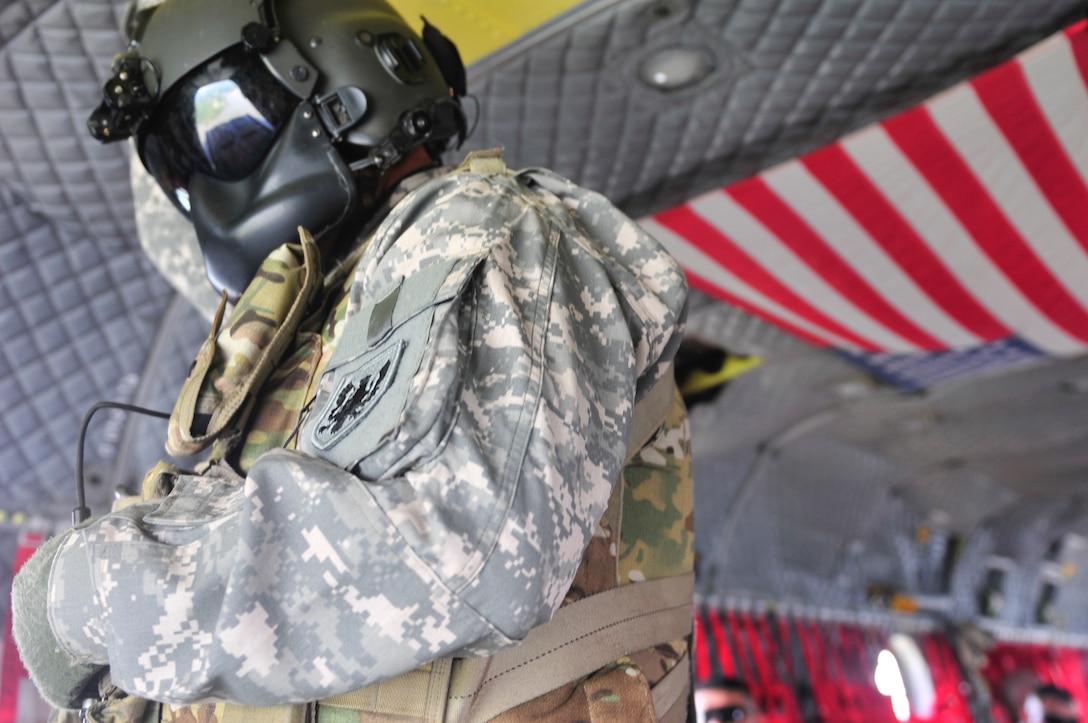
[394,0,583,64]
[678,355,763,398]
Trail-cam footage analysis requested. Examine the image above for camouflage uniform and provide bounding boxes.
[25,152,692,718]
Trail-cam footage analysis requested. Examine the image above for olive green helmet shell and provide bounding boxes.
[127,0,270,101]
[128,0,456,150]
[275,0,454,148]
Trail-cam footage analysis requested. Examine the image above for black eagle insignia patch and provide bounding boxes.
[312,341,404,449]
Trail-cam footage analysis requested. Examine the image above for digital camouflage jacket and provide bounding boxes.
[24,153,691,715]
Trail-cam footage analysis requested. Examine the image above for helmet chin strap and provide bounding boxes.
[373,147,437,196]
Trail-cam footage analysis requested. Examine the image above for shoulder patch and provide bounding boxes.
[312,341,405,450]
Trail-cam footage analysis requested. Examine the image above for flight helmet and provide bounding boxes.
[89,0,468,299]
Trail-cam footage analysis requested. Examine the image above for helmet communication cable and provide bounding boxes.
[73,401,171,526]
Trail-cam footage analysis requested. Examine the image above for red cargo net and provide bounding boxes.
[694,606,974,723]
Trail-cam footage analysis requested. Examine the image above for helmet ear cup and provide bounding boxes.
[365,97,466,170]
[421,17,466,98]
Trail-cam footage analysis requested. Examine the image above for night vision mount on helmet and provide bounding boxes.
[88,0,469,300]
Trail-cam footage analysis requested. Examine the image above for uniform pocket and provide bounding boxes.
[300,252,487,476]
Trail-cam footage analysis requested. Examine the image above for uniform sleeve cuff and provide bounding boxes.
[11,531,104,709]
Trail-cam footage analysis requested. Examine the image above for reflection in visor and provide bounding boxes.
[138,45,300,215]
[195,80,276,178]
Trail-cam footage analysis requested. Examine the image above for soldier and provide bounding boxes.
[1035,684,1081,723]
[12,0,694,721]
[694,676,764,723]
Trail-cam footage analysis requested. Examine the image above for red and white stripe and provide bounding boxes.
[646,21,1088,356]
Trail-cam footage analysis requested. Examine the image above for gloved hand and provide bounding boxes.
[11,530,104,710]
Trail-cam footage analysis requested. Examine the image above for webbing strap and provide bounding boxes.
[457,148,509,177]
[627,368,676,461]
[651,652,691,723]
[220,704,307,723]
[448,571,695,722]
[320,659,452,722]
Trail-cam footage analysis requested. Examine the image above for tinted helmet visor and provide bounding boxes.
[139,44,300,214]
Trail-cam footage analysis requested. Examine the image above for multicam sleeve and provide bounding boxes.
[45,170,688,706]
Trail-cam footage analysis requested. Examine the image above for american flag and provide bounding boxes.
[645,21,1088,358]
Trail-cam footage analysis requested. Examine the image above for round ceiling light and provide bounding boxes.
[638,46,716,91]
